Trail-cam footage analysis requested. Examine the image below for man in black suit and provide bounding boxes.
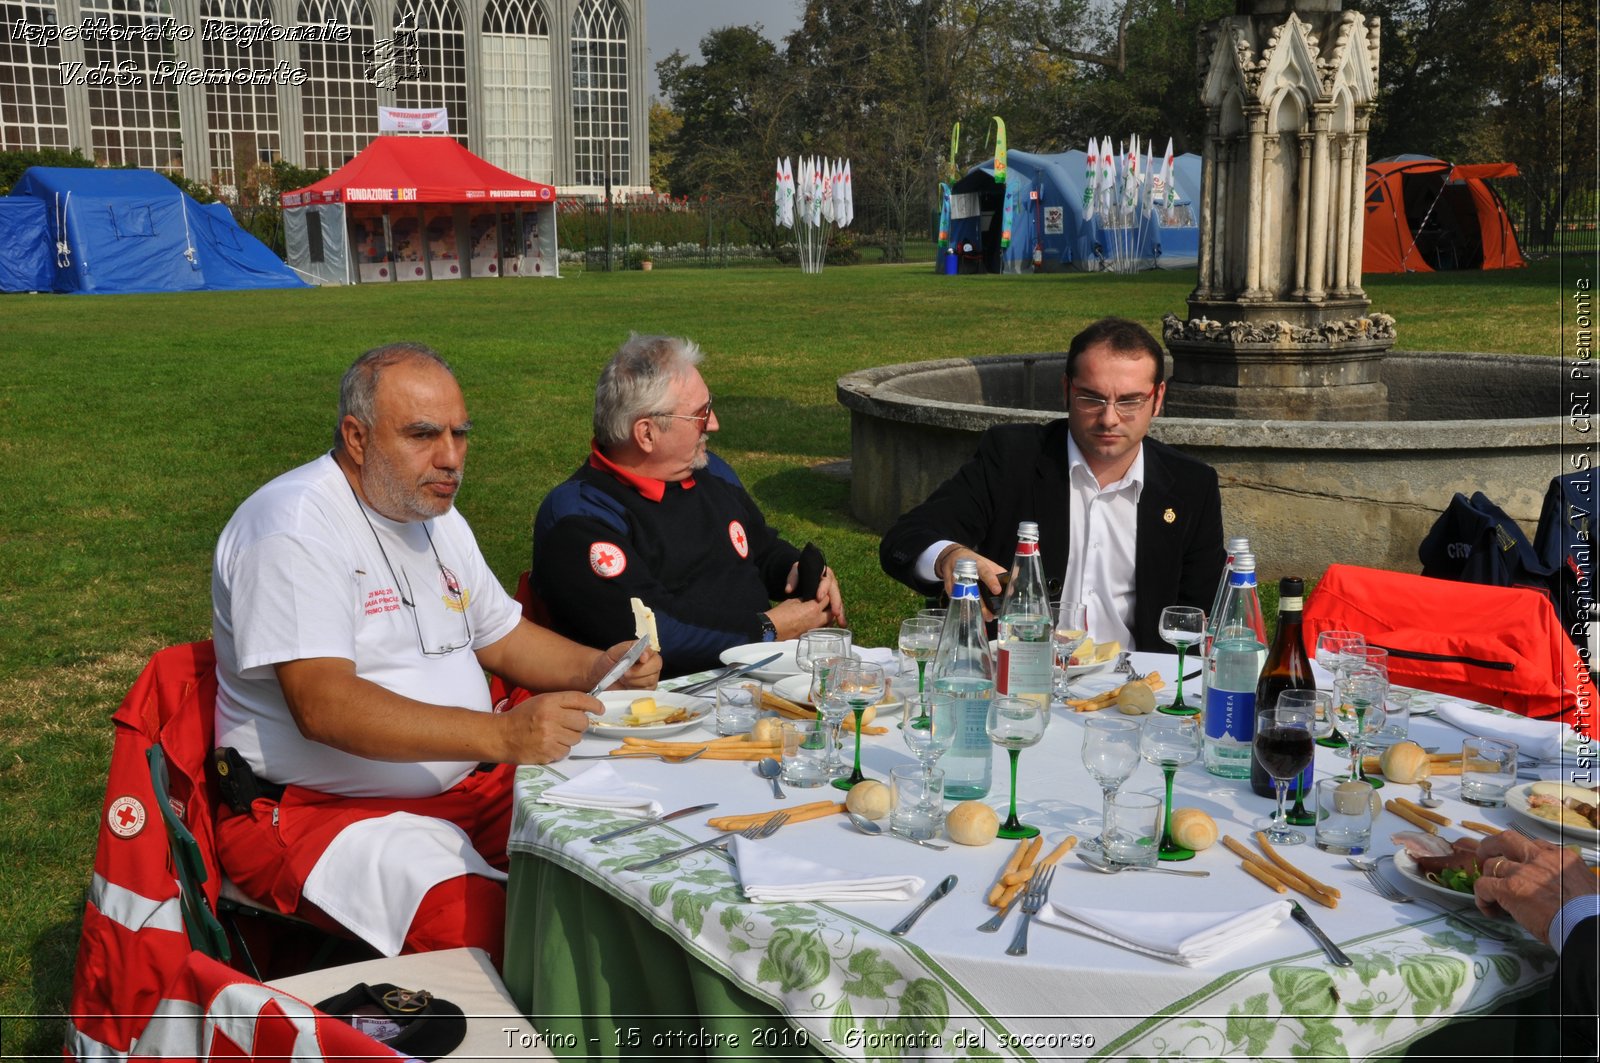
[1474,829,1599,1060]
[879,317,1225,649]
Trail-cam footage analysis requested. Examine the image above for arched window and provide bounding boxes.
[298,0,377,170]
[79,0,183,168]
[569,0,628,186]
[393,0,467,146]
[202,0,283,191]
[0,0,71,151]
[480,0,551,181]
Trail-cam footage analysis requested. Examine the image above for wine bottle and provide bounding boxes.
[1251,577,1316,799]
[996,522,1052,713]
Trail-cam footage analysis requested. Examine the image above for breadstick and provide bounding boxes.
[1001,835,1081,885]
[987,836,1039,905]
[1393,796,1451,827]
[707,801,843,831]
[1385,799,1440,834]
[1241,859,1289,893]
[1253,831,1340,907]
[1461,820,1501,835]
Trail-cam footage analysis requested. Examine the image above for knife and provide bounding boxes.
[675,652,784,697]
[589,803,718,845]
[587,636,652,697]
[890,874,958,936]
[1289,901,1353,966]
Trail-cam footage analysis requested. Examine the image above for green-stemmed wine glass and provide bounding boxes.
[1158,606,1205,714]
[986,696,1046,839]
[1139,714,1202,860]
[830,660,886,791]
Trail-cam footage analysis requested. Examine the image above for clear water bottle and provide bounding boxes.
[1204,635,1265,778]
[1203,536,1250,657]
[996,521,1052,716]
[932,558,995,799]
[1212,552,1268,674]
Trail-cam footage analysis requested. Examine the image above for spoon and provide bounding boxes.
[1417,779,1443,809]
[848,811,949,850]
[757,757,786,799]
[1076,849,1209,877]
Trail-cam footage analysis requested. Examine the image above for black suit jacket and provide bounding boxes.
[1557,914,1599,1060]
[880,420,1226,649]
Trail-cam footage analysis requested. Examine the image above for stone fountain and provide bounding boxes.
[839,0,1567,578]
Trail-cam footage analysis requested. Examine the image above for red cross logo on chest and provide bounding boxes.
[728,520,749,559]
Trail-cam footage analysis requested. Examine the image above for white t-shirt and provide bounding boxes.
[213,453,522,798]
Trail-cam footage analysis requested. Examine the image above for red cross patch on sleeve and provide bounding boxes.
[728,520,749,559]
[589,542,627,578]
[108,796,147,838]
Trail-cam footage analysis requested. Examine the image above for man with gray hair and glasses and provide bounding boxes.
[880,316,1223,649]
[211,342,659,965]
[534,333,845,677]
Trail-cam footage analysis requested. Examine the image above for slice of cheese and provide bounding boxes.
[629,597,660,650]
[1093,640,1122,664]
[623,697,673,726]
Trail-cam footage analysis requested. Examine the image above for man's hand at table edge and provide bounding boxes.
[1472,829,1599,946]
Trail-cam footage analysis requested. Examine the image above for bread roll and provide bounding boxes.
[1168,808,1217,851]
[845,779,892,820]
[1117,684,1158,715]
[946,801,1000,846]
[751,716,786,744]
[1379,741,1431,785]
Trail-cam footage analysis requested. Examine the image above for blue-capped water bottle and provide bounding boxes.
[1204,637,1265,778]
[932,558,995,799]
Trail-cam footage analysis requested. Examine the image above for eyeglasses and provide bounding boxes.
[651,396,714,431]
[397,555,474,657]
[1069,385,1158,416]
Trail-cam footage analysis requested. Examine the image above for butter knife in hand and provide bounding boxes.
[587,636,651,697]
[890,875,958,936]
[1290,901,1352,966]
[590,803,717,845]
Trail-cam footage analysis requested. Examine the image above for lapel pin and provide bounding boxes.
[1163,508,1176,524]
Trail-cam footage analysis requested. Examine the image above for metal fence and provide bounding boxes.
[1501,177,1599,255]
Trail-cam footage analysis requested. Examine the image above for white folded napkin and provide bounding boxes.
[538,763,663,818]
[1433,702,1577,762]
[731,836,923,903]
[1036,899,1292,966]
[856,646,899,667]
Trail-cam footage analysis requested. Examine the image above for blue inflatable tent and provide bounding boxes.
[3,167,305,293]
[0,198,53,291]
[947,149,1200,273]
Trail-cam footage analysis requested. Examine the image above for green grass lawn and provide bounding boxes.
[0,256,1571,1053]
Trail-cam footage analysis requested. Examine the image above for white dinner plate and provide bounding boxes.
[719,641,862,682]
[769,674,905,718]
[1506,780,1600,846]
[589,691,712,738]
[1392,850,1480,904]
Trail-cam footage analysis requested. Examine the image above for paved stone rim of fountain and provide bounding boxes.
[837,349,1558,449]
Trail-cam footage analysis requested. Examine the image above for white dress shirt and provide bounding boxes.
[1062,433,1143,649]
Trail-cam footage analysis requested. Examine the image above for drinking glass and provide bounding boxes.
[810,654,853,773]
[917,607,948,624]
[898,617,942,723]
[1313,631,1366,747]
[1275,689,1332,826]
[795,630,847,682]
[1080,716,1142,855]
[903,691,958,781]
[1158,606,1205,715]
[1052,600,1089,698]
[1461,737,1519,806]
[986,697,1046,839]
[1334,669,1387,787]
[1139,714,1202,860]
[828,660,885,791]
[1253,703,1316,845]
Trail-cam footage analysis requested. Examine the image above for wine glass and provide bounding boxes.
[986,697,1046,839]
[898,617,942,723]
[1052,600,1089,698]
[903,691,958,781]
[1313,630,1365,747]
[796,630,847,688]
[809,654,853,774]
[917,607,948,623]
[1079,716,1142,855]
[1253,703,1316,845]
[1139,714,1202,860]
[1275,689,1332,826]
[828,660,886,791]
[1158,606,1205,715]
[1334,669,1388,788]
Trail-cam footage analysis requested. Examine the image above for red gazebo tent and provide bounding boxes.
[281,137,559,284]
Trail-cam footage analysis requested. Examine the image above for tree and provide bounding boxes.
[647,100,681,193]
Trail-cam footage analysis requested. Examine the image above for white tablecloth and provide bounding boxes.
[509,652,1578,1061]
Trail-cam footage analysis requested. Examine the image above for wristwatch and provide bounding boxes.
[757,614,778,642]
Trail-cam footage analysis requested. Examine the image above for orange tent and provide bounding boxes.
[1363,156,1525,273]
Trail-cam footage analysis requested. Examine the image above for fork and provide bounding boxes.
[569,747,709,762]
[1005,864,1056,956]
[1510,821,1600,862]
[622,811,789,872]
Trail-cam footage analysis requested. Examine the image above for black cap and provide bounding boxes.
[1278,577,1304,596]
